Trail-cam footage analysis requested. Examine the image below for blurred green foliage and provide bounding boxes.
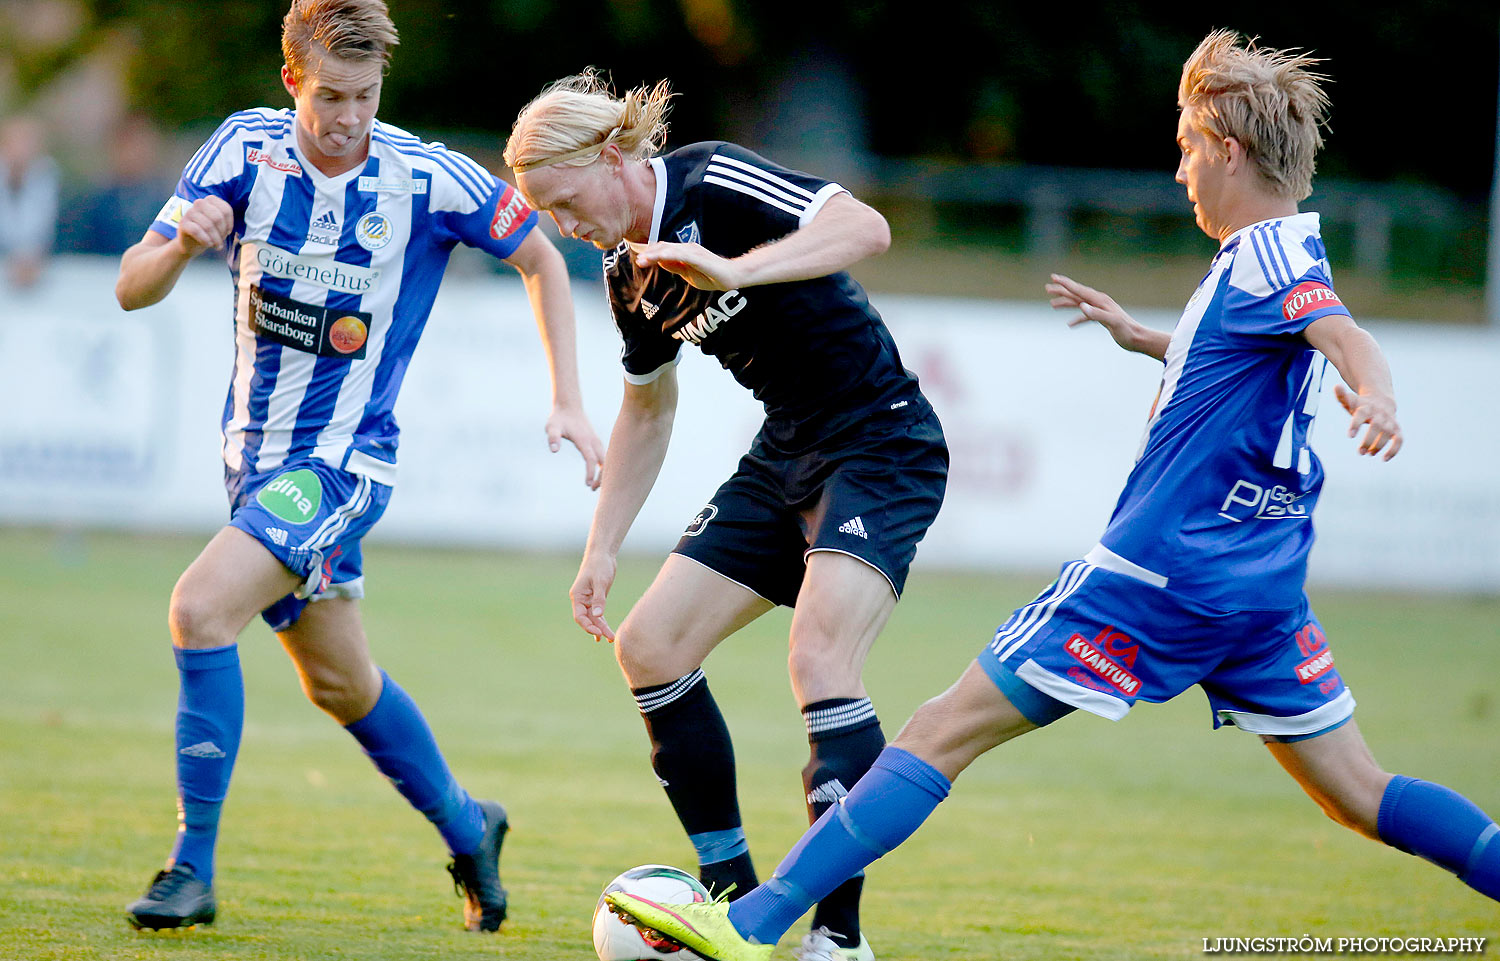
[20,0,1490,197]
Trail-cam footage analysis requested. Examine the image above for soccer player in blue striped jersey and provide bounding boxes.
[602,31,1498,961]
[115,0,603,934]
[507,73,949,961]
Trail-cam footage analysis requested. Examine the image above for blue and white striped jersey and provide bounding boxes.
[1095,213,1351,611]
[150,108,537,486]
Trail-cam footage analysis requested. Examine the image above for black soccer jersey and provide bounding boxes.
[605,141,926,454]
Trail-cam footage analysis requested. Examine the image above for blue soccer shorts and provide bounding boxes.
[224,459,393,631]
[672,405,948,607]
[976,551,1354,736]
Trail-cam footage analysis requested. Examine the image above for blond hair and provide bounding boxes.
[505,69,673,173]
[282,0,400,82]
[1178,29,1330,200]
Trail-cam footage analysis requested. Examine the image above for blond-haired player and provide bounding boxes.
[118,0,602,932]
[508,71,951,960]
[604,30,1498,961]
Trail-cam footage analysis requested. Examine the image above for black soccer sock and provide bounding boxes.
[802,697,885,948]
[634,670,757,900]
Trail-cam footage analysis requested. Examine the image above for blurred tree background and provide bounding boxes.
[2,0,1496,315]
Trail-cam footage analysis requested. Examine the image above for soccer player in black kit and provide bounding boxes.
[506,72,947,961]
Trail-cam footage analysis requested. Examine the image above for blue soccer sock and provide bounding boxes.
[729,746,951,945]
[344,671,486,855]
[1378,776,1500,900]
[168,644,244,885]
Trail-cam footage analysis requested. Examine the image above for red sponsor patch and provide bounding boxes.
[490,185,532,241]
[1065,630,1142,696]
[1281,281,1343,322]
[246,147,303,176]
[1295,648,1335,684]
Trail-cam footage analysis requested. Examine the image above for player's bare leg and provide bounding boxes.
[614,554,774,899]
[1268,720,1500,898]
[276,597,381,723]
[282,595,511,930]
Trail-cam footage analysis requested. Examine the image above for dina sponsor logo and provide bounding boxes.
[249,244,379,295]
[1064,626,1142,696]
[256,469,323,525]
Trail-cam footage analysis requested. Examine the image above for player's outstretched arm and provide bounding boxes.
[1046,273,1171,361]
[570,368,679,641]
[115,196,233,310]
[1302,314,1402,460]
[631,191,890,291]
[504,229,605,489]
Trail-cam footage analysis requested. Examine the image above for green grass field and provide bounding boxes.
[1,527,1495,960]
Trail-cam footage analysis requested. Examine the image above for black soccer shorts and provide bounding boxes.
[672,405,948,607]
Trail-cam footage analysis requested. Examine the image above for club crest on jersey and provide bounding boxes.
[683,504,718,537]
[490,186,531,241]
[673,289,747,344]
[676,221,701,244]
[1281,281,1343,322]
[355,211,393,251]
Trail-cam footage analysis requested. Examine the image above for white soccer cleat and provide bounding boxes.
[795,927,874,961]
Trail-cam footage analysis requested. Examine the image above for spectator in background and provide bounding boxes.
[62,114,173,256]
[0,114,60,289]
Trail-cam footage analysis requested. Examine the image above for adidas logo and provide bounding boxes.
[179,741,226,759]
[264,526,288,546]
[806,778,848,805]
[641,299,659,319]
[307,210,341,243]
[837,516,869,539]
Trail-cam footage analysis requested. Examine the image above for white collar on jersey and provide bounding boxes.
[646,156,668,244]
[1220,211,1321,251]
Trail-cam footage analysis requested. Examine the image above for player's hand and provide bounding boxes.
[547,404,605,490]
[174,197,235,258]
[1334,383,1402,460]
[633,241,740,291]
[571,551,618,641]
[1046,273,1159,357]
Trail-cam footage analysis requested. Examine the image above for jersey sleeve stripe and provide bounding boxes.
[704,162,813,208]
[708,153,816,200]
[373,129,490,202]
[1248,227,1282,288]
[799,182,848,227]
[1269,224,1297,282]
[702,175,806,217]
[186,118,286,184]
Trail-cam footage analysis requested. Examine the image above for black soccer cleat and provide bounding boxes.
[126,864,216,930]
[446,799,509,932]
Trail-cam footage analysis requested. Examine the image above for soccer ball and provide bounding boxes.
[592,864,709,961]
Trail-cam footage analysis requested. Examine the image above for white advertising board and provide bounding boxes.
[1,257,1495,592]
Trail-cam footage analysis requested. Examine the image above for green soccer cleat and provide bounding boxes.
[605,891,773,961]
